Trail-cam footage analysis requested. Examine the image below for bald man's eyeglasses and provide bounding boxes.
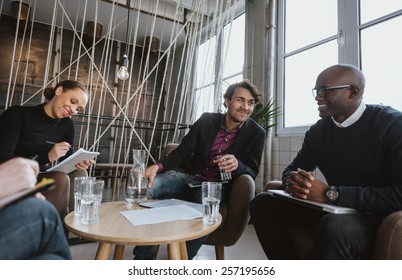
[312,85,352,98]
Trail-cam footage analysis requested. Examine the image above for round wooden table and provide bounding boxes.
[64,201,221,260]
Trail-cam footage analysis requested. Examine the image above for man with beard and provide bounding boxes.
[134,79,266,260]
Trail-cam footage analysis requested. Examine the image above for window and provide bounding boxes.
[194,36,217,120]
[193,13,245,121]
[360,2,402,112]
[278,0,402,135]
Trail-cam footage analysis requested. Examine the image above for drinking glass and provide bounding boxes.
[80,179,105,224]
[73,176,95,217]
[202,182,222,224]
[215,154,232,181]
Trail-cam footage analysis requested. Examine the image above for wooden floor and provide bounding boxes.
[69,224,267,260]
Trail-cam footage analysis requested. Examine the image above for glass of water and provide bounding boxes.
[202,182,222,224]
[80,179,105,224]
[73,176,95,217]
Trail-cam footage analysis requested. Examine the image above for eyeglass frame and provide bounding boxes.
[311,85,353,99]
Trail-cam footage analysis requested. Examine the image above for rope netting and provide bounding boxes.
[2,0,238,197]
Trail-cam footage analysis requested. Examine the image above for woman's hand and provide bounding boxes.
[48,141,71,162]
[75,159,96,170]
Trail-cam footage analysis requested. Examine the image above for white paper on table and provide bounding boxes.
[140,198,203,212]
[120,204,202,226]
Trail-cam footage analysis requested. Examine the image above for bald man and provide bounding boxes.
[250,64,402,259]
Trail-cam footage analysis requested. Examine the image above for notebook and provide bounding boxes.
[0,178,55,209]
[46,148,100,173]
[267,189,357,214]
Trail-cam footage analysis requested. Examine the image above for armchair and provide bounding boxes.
[37,170,87,228]
[264,180,402,259]
[159,143,255,260]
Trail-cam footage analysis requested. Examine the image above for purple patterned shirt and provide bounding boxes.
[200,123,241,181]
[158,116,242,182]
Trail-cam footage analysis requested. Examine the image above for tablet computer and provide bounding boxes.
[267,189,357,214]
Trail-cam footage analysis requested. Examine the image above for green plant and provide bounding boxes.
[250,99,281,130]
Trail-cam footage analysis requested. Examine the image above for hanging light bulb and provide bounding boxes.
[117,1,131,81]
[117,54,130,80]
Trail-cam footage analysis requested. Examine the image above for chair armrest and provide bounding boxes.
[160,143,179,159]
[264,180,283,192]
[373,210,402,259]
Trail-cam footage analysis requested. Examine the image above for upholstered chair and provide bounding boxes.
[160,143,255,260]
[264,180,402,259]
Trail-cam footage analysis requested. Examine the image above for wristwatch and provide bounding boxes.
[325,186,340,204]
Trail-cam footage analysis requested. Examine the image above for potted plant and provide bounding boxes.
[250,98,281,130]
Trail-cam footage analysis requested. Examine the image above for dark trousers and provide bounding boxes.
[249,192,383,259]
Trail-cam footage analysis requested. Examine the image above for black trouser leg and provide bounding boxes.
[249,193,325,259]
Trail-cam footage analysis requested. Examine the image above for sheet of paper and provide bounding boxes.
[140,198,203,212]
[120,204,202,226]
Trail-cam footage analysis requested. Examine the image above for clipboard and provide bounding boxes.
[0,178,55,209]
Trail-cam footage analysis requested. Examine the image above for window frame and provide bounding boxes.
[276,0,360,136]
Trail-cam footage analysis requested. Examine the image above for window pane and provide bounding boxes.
[223,14,245,77]
[222,74,243,92]
[284,41,338,127]
[360,15,402,111]
[220,74,243,113]
[195,36,216,88]
[194,85,215,121]
[285,0,337,53]
[360,0,402,24]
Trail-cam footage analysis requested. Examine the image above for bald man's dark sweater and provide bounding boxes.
[0,103,74,170]
[284,104,402,215]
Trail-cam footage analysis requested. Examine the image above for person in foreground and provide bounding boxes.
[0,158,71,259]
[249,64,402,259]
[0,80,94,218]
[134,79,266,259]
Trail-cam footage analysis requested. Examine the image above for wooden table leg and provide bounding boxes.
[179,242,188,260]
[95,242,112,260]
[167,243,181,260]
[113,244,125,260]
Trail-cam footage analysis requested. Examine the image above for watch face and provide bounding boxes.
[326,188,339,202]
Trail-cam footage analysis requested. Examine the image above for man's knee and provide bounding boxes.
[316,214,361,242]
[250,192,271,212]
